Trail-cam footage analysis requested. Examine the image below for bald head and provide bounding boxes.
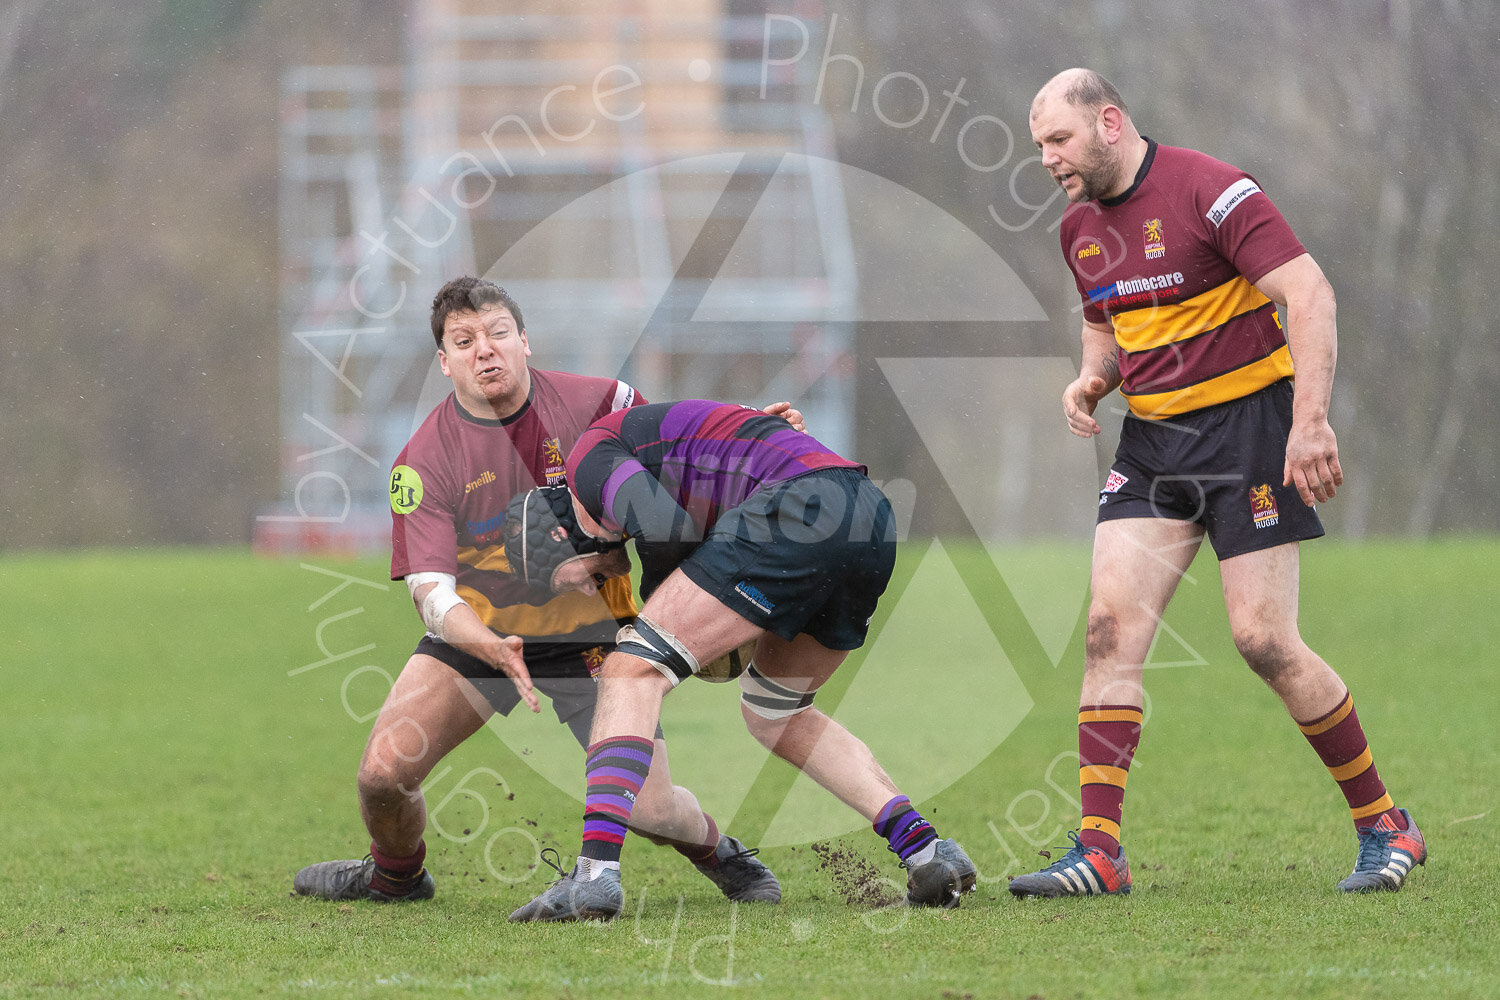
[1031,68,1128,121]
[1029,69,1145,203]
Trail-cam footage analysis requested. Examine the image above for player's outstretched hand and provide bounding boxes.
[1062,375,1110,438]
[762,400,807,433]
[492,634,539,713]
[1283,418,1343,507]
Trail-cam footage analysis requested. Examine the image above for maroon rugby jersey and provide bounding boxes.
[1060,140,1306,418]
[389,369,641,644]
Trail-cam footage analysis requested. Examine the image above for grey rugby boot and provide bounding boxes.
[508,851,624,922]
[904,839,978,908]
[293,856,436,902]
[692,835,782,902]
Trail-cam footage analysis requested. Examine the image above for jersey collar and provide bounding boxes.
[1099,137,1158,208]
[450,383,535,428]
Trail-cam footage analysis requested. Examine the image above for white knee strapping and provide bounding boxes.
[616,615,699,687]
[738,664,816,720]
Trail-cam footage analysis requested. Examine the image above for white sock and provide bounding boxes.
[907,841,938,867]
[574,857,621,881]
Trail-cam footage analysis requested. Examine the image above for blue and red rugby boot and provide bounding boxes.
[1337,808,1427,893]
[1008,832,1131,898]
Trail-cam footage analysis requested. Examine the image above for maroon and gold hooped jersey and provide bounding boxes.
[389,369,642,648]
[1060,140,1307,418]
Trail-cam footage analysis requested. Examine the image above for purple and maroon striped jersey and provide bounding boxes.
[566,399,862,540]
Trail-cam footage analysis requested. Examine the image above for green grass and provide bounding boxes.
[2,541,1496,999]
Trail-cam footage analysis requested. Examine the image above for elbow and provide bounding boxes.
[1282,271,1336,334]
[1298,258,1336,319]
[1314,271,1336,320]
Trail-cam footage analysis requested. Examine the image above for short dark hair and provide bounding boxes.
[428,276,525,349]
[1062,70,1128,116]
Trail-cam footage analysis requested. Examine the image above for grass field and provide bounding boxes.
[3,540,1497,999]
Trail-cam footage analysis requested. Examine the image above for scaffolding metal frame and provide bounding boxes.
[264,8,853,552]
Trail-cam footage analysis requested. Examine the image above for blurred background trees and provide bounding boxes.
[2,0,1494,547]
[0,0,402,546]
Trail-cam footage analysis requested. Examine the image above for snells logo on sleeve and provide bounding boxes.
[1205,178,1263,229]
[390,465,424,514]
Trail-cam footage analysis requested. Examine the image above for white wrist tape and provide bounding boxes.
[406,572,465,640]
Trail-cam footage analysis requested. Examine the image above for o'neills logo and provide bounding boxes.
[1076,242,1103,260]
[1250,483,1280,528]
[465,469,497,494]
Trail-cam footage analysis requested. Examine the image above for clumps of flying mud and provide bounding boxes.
[810,840,903,908]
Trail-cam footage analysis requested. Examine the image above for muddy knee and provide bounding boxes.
[1234,631,1298,687]
[357,762,421,812]
[1085,610,1121,662]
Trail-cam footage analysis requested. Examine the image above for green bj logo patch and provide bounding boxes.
[390,465,423,514]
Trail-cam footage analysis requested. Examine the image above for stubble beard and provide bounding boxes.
[456,367,527,419]
[1072,133,1122,203]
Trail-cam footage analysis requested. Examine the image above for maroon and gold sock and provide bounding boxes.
[1078,705,1143,857]
[1297,691,1405,831]
[369,840,426,896]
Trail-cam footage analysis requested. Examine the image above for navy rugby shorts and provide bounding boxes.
[415,635,610,747]
[678,467,897,650]
[1097,379,1324,559]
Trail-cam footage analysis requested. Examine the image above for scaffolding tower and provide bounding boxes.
[261,1,852,553]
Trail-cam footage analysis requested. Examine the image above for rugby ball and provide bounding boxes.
[697,640,757,683]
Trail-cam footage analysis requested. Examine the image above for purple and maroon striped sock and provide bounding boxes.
[873,795,937,862]
[580,736,654,863]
